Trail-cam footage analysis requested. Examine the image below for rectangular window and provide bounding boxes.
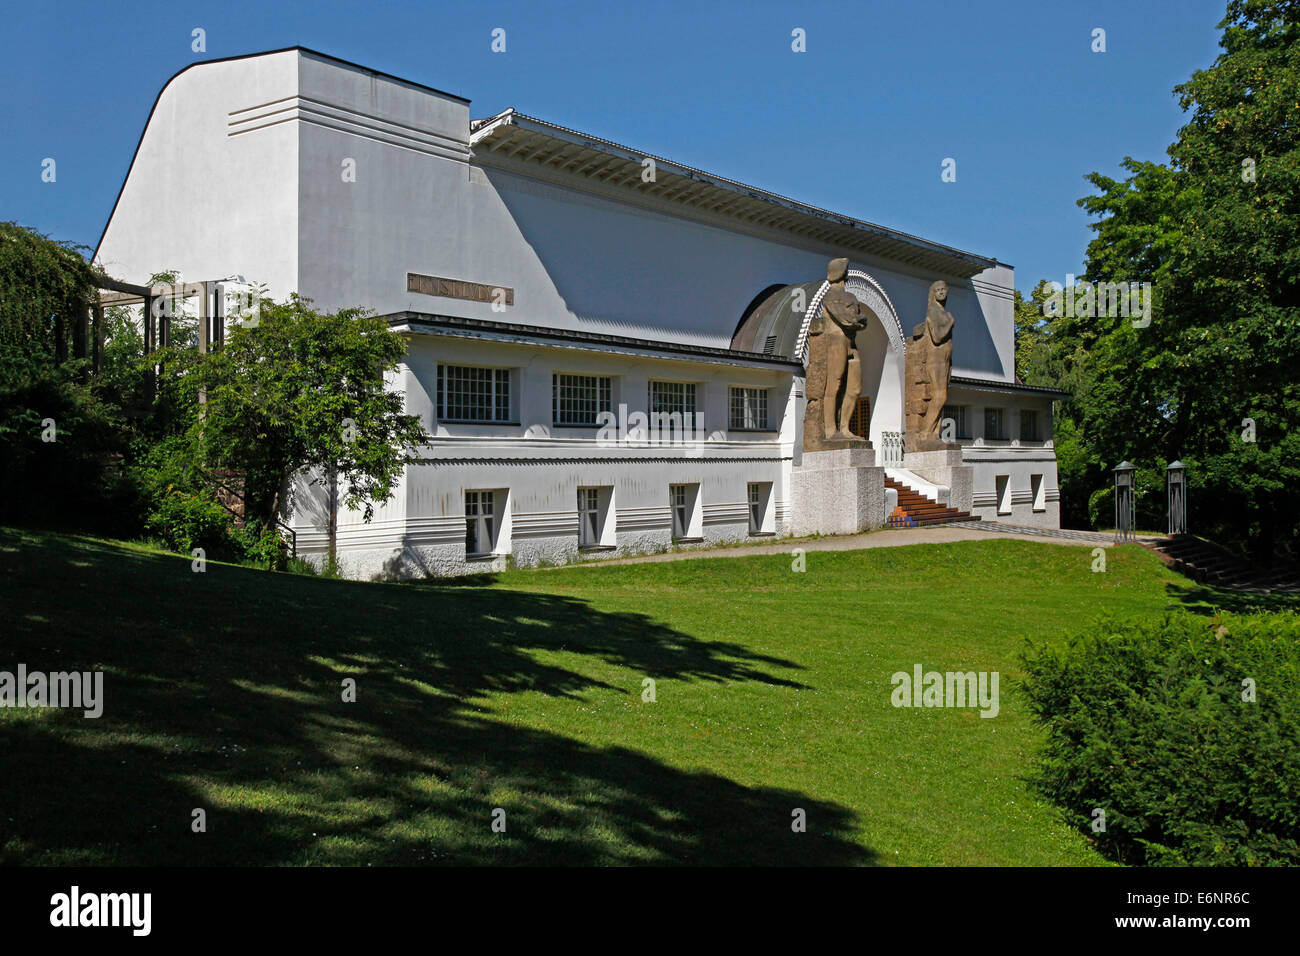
[465,490,497,555]
[649,380,697,416]
[1031,474,1046,512]
[729,387,769,430]
[553,374,612,426]
[577,486,602,547]
[1020,409,1040,442]
[649,380,698,442]
[941,404,970,439]
[984,407,1006,441]
[748,481,773,534]
[995,474,1012,515]
[671,484,689,539]
[438,365,511,423]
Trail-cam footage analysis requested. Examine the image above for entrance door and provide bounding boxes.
[848,397,871,440]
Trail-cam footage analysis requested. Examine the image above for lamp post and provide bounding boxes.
[1166,460,1187,536]
[1114,461,1136,543]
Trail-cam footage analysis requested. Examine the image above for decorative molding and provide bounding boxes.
[795,269,904,365]
[227,94,471,165]
[410,455,790,465]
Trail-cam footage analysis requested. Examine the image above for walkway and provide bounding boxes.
[579,522,1127,569]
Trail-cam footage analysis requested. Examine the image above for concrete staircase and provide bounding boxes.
[884,476,978,527]
[1144,533,1300,593]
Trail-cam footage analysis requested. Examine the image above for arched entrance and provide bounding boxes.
[796,269,905,455]
[730,267,906,462]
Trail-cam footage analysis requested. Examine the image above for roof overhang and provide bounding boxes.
[385,312,802,371]
[950,375,1070,399]
[469,110,1000,279]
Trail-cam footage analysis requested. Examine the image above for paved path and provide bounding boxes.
[574,523,1131,569]
[944,520,1138,544]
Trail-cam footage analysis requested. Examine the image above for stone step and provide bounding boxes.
[1144,533,1300,592]
[884,476,974,527]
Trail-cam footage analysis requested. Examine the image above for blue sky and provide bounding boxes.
[2,0,1227,292]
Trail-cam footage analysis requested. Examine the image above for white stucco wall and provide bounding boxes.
[95,50,301,296]
[287,331,795,579]
[950,388,1062,529]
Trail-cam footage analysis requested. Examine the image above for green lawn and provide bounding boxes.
[0,526,1286,866]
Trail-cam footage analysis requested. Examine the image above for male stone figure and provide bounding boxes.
[904,279,956,450]
[804,258,875,450]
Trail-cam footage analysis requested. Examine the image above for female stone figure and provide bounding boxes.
[905,280,956,449]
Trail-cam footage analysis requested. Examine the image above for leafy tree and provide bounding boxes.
[0,223,139,530]
[172,295,430,570]
[0,221,101,385]
[1039,0,1300,560]
[1014,283,1108,529]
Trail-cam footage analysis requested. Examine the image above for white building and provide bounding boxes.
[95,47,1066,579]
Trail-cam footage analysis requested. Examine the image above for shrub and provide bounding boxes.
[1021,611,1300,866]
[144,487,239,559]
[230,522,290,571]
[0,371,139,535]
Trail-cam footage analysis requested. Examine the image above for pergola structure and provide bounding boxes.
[86,278,232,398]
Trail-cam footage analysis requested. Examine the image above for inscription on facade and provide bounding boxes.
[407,272,514,305]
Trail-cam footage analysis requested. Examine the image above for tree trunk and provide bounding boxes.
[326,462,339,574]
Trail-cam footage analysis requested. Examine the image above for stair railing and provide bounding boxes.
[881,431,904,467]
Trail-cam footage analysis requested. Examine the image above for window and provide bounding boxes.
[438,365,511,423]
[984,407,1006,441]
[648,380,698,442]
[553,374,612,426]
[729,387,770,430]
[649,380,697,416]
[1020,409,1040,442]
[1031,474,1046,512]
[748,481,774,534]
[578,486,615,548]
[465,490,497,555]
[671,485,689,539]
[941,404,970,440]
[995,475,1012,515]
[669,483,701,540]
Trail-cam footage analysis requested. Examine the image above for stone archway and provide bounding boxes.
[795,269,905,455]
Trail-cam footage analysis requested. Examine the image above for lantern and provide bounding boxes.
[1113,461,1136,543]
[1166,460,1187,536]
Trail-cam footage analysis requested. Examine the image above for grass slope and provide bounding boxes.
[1,526,1279,866]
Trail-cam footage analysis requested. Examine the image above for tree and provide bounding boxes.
[1063,0,1300,561]
[1014,283,1110,530]
[174,295,430,570]
[0,221,102,385]
[0,222,136,531]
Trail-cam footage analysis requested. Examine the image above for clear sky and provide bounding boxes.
[1,0,1228,292]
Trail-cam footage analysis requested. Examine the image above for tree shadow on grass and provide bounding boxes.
[1164,579,1300,616]
[0,529,872,866]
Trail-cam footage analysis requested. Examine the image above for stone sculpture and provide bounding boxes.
[803,258,878,452]
[904,279,956,451]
